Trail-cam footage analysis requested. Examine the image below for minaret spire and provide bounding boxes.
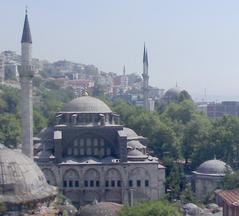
[142,43,149,110]
[21,7,32,43]
[19,9,34,158]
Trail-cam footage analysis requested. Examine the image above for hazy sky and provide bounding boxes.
[1,0,239,100]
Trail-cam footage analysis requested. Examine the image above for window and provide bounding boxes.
[105,180,109,187]
[93,138,98,146]
[129,180,133,187]
[86,148,92,155]
[75,180,79,187]
[100,139,104,147]
[63,180,67,188]
[145,180,149,187]
[117,180,121,187]
[86,138,91,147]
[93,148,99,156]
[137,180,141,187]
[111,180,115,187]
[90,180,94,187]
[74,140,78,146]
[80,139,84,146]
[84,180,88,187]
[47,180,50,184]
[96,180,100,187]
[106,148,111,156]
[67,148,72,156]
[69,180,73,187]
[100,148,105,157]
[73,148,78,156]
[80,148,84,156]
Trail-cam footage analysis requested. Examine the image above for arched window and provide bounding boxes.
[105,168,122,188]
[128,167,150,188]
[63,169,79,188]
[84,169,100,188]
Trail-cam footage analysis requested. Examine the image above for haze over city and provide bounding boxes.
[1,0,239,100]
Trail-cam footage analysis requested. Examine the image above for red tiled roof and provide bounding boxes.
[216,189,239,206]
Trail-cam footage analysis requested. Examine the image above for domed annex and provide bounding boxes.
[34,95,165,206]
[192,159,232,200]
[195,159,232,175]
[80,201,122,216]
[0,144,57,212]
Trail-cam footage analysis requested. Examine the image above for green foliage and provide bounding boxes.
[118,200,182,216]
[0,113,21,147]
[221,171,239,189]
[180,184,197,203]
[0,202,6,213]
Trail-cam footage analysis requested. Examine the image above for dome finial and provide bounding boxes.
[25,5,28,15]
[81,88,88,96]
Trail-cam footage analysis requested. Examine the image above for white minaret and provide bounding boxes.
[142,44,149,109]
[19,9,34,158]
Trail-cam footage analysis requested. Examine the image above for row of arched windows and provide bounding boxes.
[65,137,112,158]
[62,168,150,189]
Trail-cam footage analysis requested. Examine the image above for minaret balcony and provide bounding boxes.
[18,65,35,78]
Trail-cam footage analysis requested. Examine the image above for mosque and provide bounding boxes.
[34,94,166,206]
[15,10,166,207]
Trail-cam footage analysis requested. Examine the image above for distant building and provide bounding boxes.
[207,101,239,118]
[112,66,128,95]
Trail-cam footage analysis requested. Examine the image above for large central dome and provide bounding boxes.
[62,96,112,113]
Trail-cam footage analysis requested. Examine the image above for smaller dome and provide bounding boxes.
[195,159,232,175]
[123,127,138,138]
[80,201,122,216]
[127,149,148,160]
[164,87,183,99]
[38,127,54,140]
[62,96,112,113]
[127,140,145,149]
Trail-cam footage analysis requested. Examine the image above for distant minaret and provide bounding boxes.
[0,54,4,84]
[19,9,34,158]
[142,44,149,109]
[123,65,126,76]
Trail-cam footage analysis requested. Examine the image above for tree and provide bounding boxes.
[0,113,21,147]
[118,200,182,216]
[221,171,239,190]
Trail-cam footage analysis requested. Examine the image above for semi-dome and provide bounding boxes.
[127,149,148,160]
[127,140,145,149]
[164,87,183,99]
[80,201,122,216]
[195,159,232,175]
[0,144,57,205]
[62,96,112,113]
[38,126,54,140]
[123,127,138,138]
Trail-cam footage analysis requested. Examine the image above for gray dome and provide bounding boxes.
[196,159,232,175]
[164,87,183,99]
[0,144,56,204]
[123,127,138,138]
[127,140,145,149]
[62,96,112,113]
[80,202,122,216]
[127,149,148,160]
[38,126,54,140]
